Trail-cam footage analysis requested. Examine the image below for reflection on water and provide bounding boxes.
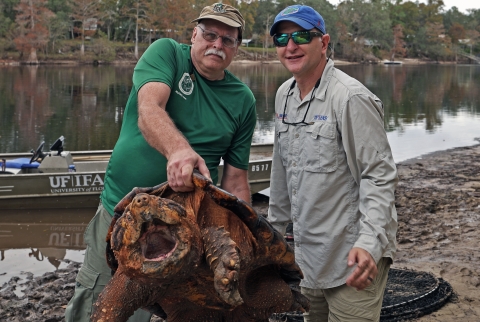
[0,208,94,285]
[233,63,480,161]
[0,63,480,162]
[0,65,134,153]
[1,63,478,162]
[228,63,291,144]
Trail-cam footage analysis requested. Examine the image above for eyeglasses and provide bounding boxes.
[196,25,238,48]
[282,78,321,126]
[273,31,323,47]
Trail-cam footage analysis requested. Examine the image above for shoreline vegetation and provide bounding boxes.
[0,55,472,67]
[1,0,478,67]
[0,42,477,67]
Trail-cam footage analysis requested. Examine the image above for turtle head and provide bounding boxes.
[110,193,202,281]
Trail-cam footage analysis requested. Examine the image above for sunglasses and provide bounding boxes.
[273,31,323,47]
[196,25,238,48]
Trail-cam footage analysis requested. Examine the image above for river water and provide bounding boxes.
[1,62,479,287]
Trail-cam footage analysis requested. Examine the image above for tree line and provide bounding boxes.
[0,0,479,63]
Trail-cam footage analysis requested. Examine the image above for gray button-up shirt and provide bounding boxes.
[268,59,398,289]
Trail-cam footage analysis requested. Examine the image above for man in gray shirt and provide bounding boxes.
[268,5,398,321]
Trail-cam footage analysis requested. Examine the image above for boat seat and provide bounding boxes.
[6,158,40,169]
[5,158,75,170]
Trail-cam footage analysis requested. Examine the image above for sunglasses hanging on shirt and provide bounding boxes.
[281,77,321,126]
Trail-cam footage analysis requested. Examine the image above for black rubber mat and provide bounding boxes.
[380,268,453,321]
[270,268,454,322]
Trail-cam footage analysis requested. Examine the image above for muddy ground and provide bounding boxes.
[1,144,479,321]
[389,144,480,321]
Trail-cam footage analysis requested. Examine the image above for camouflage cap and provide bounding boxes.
[191,3,245,32]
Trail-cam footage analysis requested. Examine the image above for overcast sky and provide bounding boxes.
[426,0,479,13]
[327,0,479,14]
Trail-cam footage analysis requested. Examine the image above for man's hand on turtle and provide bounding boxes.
[167,148,210,191]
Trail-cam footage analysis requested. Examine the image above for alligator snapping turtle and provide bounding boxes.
[91,171,309,322]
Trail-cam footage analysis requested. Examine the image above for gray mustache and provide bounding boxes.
[205,49,226,60]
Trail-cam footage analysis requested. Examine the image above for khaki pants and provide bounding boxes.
[302,257,391,322]
[65,203,152,322]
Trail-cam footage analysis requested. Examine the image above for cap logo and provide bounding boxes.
[212,3,226,13]
[281,6,299,16]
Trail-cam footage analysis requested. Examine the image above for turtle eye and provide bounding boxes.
[125,212,133,222]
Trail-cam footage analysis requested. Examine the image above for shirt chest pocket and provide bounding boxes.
[303,122,339,173]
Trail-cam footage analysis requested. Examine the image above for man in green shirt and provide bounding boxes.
[65,4,256,321]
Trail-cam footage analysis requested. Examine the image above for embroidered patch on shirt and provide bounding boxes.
[313,115,328,121]
[178,73,194,96]
[276,113,287,120]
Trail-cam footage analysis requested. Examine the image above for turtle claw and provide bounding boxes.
[203,227,244,306]
[214,251,243,305]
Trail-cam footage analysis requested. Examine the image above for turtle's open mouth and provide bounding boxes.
[139,220,177,261]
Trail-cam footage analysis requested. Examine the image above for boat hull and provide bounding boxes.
[0,144,273,209]
[0,171,106,209]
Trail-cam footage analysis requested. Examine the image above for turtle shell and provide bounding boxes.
[93,171,309,322]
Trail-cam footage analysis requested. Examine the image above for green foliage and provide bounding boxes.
[252,0,278,36]
[419,0,444,25]
[359,1,392,49]
[90,37,116,61]
[1,0,478,61]
[0,13,13,38]
[238,0,259,38]
[336,0,392,60]
[0,0,18,38]
[48,12,70,48]
[1,0,20,21]
[443,7,469,31]
[0,37,16,55]
[391,1,422,38]
[46,0,72,14]
[99,0,119,41]
[276,0,297,10]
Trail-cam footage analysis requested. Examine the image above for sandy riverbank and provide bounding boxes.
[0,144,479,321]
[390,144,480,321]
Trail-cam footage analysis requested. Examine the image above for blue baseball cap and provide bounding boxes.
[270,5,326,36]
